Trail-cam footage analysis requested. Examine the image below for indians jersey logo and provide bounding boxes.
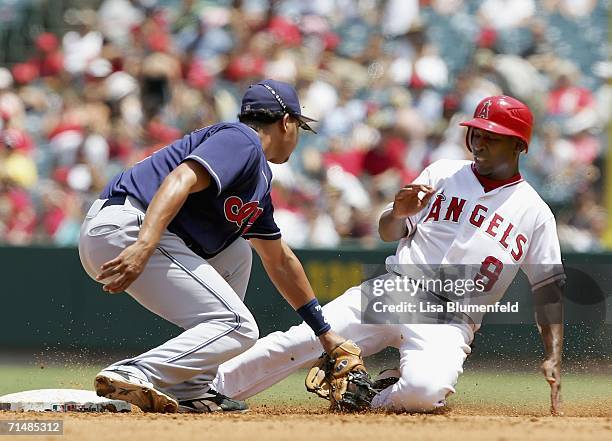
[477,100,492,119]
[224,196,263,234]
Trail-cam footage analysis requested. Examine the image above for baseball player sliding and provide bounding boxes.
[213,96,566,415]
[78,80,364,413]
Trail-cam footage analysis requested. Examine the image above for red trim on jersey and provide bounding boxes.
[471,163,523,193]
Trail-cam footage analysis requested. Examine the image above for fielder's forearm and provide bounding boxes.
[378,210,407,242]
[260,242,317,310]
[261,244,346,351]
[138,162,208,253]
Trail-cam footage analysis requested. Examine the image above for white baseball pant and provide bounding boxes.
[79,196,257,400]
[213,285,474,411]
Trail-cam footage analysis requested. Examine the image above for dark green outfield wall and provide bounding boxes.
[0,247,610,360]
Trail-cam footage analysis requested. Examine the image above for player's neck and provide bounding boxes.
[254,128,275,160]
[257,127,289,163]
[471,164,522,192]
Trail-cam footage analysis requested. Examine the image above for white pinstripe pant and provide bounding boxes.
[214,286,473,412]
[79,196,258,400]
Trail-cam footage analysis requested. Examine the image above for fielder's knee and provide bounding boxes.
[234,309,259,350]
[191,305,259,352]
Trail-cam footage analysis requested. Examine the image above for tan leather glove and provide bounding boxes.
[305,340,376,411]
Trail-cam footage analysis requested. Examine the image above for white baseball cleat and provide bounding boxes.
[94,368,178,413]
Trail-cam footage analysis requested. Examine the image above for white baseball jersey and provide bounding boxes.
[215,159,570,411]
[214,159,565,412]
[383,159,565,323]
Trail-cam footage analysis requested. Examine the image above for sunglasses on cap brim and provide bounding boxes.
[290,114,317,134]
[258,83,317,133]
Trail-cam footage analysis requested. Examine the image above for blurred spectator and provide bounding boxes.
[478,0,535,30]
[547,61,595,117]
[543,0,597,18]
[97,0,145,47]
[0,182,36,245]
[593,61,612,129]
[382,0,420,37]
[558,189,606,252]
[0,128,37,188]
[62,9,103,76]
[0,0,608,251]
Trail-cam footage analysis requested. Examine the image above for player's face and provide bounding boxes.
[469,128,520,179]
[273,115,300,164]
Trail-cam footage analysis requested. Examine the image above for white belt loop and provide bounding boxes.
[85,199,108,219]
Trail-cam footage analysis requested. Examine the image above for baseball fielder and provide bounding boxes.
[213,96,565,415]
[78,80,362,413]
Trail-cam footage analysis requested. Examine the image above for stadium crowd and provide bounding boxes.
[0,0,609,251]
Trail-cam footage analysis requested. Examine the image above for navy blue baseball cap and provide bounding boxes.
[240,79,317,133]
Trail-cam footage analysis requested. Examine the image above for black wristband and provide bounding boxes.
[297,299,331,336]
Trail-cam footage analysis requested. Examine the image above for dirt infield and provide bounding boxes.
[2,366,611,441]
[3,403,612,441]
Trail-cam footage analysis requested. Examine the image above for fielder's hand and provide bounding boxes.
[541,357,562,416]
[318,330,346,355]
[305,340,378,412]
[96,241,155,293]
[391,184,436,218]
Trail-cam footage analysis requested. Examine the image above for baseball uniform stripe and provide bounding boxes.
[242,232,281,239]
[156,244,241,326]
[185,155,223,196]
[166,325,236,365]
[261,170,269,190]
[407,217,415,236]
[499,179,524,190]
[156,246,243,364]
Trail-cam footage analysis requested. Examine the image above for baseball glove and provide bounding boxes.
[305,340,378,412]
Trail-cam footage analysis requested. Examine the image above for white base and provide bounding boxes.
[0,389,131,412]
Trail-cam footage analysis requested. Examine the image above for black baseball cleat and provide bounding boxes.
[178,389,249,413]
[372,368,400,391]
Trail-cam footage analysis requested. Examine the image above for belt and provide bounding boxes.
[101,194,127,210]
[98,194,218,260]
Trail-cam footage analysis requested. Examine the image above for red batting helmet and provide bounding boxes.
[460,95,533,153]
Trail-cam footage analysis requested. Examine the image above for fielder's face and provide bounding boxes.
[272,114,300,164]
[469,128,521,178]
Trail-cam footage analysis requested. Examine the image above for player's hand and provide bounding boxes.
[96,241,155,294]
[391,184,436,218]
[318,330,347,355]
[541,357,562,416]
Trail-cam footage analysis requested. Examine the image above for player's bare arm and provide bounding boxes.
[79,80,354,413]
[96,160,211,293]
[250,237,345,353]
[212,96,579,416]
[534,281,564,416]
[378,184,435,242]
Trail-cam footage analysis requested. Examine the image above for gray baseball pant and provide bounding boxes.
[79,196,258,400]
